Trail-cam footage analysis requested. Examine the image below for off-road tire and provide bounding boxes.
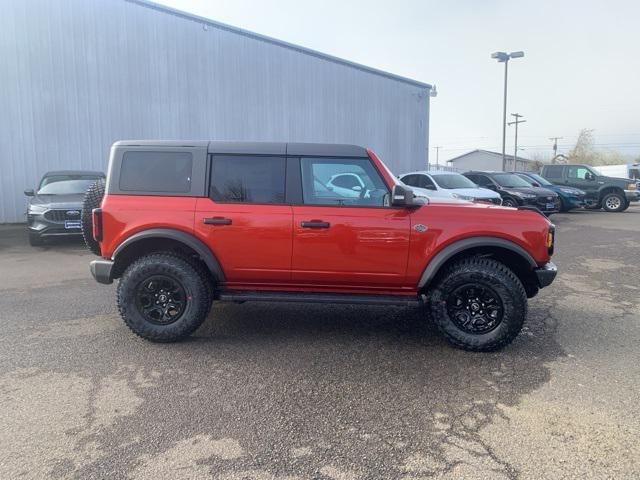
[117,253,210,342]
[28,232,44,246]
[81,178,106,255]
[429,257,527,351]
[601,192,626,212]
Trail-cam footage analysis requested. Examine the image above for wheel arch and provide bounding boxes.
[111,228,225,281]
[598,186,625,200]
[418,237,539,298]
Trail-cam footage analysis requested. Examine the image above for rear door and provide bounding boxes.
[290,156,411,290]
[194,155,292,284]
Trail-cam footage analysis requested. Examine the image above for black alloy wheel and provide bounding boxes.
[135,275,187,325]
[446,284,504,334]
[502,197,518,208]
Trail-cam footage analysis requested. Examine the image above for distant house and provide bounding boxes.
[446,150,537,172]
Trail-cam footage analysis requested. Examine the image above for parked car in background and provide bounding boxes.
[463,171,560,215]
[399,171,502,204]
[540,164,639,212]
[512,172,586,212]
[24,170,105,246]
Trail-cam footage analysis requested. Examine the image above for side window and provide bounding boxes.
[331,174,363,189]
[210,155,285,204]
[401,174,418,187]
[300,157,390,206]
[543,165,563,178]
[471,174,491,187]
[567,166,589,180]
[419,175,436,190]
[120,151,193,193]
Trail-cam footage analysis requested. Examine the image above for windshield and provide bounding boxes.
[431,173,478,189]
[492,173,533,188]
[525,173,552,186]
[38,176,102,195]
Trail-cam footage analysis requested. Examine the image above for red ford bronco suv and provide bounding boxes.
[83,141,557,351]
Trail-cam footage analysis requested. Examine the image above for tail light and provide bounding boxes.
[92,208,103,242]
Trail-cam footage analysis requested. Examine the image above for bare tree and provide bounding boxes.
[567,128,629,166]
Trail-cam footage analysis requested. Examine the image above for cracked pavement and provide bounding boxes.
[0,207,638,479]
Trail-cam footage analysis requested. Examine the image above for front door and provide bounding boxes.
[291,156,411,290]
[194,154,292,285]
[565,166,598,201]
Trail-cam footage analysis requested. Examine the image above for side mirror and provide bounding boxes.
[425,184,437,191]
[24,189,35,196]
[485,184,497,191]
[391,184,415,207]
[586,172,596,181]
[531,181,541,187]
[351,185,362,192]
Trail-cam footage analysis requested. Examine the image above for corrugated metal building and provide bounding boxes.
[447,150,536,173]
[0,0,431,223]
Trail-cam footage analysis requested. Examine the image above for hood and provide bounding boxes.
[501,186,557,197]
[29,193,84,209]
[548,185,585,195]
[448,187,501,199]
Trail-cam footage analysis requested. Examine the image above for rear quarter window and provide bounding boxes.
[119,151,193,193]
[542,165,564,179]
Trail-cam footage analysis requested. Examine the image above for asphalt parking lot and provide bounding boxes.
[1,207,639,479]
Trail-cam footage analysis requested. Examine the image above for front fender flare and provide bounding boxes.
[112,228,225,281]
[417,236,537,289]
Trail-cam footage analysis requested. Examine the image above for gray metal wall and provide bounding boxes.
[0,0,430,223]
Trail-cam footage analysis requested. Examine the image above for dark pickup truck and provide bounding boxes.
[540,164,638,212]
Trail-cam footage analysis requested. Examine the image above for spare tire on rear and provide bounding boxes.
[81,178,106,256]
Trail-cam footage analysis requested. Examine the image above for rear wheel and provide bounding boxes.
[81,178,105,255]
[428,257,527,351]
[117,253,211,342]
[601,192,626,212]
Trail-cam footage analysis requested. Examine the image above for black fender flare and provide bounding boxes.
[417,236,537,289]
[112,228,225,281]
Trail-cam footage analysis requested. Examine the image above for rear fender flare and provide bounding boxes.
[112,228,225,281]
[418,237,537,289]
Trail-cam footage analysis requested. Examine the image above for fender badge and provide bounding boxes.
[414,224,428,232]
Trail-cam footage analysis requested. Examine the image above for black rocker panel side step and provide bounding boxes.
[217,291,421,307]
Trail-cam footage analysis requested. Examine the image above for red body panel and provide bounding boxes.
[291,206,411,290]
[99,149,552,296]
[100,195,197,259]
[193,199,292,283]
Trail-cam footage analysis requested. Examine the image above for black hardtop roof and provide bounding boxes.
[43,170,105,177]
[112,140,369,158]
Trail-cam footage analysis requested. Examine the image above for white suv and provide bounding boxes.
[399,171,502,205]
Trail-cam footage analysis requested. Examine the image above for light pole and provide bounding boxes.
[508,113,526,171]
[491,51,524,171]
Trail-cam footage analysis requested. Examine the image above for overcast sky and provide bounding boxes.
[157,0,640,161]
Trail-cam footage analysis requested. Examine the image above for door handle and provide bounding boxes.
[203,217,232,225]
[301,220,330,229]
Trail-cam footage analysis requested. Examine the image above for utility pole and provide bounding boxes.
[507,113,526,171]
[433,146,441,168]
[549,137,563,163]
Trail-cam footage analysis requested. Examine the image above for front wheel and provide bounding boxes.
[117,253,211,342]
[601,192,626,212]
[28,232,44,246]
[501,197,518,208]
[428,257,527,351]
